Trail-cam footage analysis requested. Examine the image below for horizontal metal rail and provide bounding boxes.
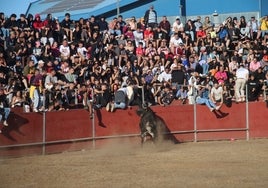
[0,128,248,150]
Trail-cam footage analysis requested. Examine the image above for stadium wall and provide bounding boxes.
[0,102,267,157]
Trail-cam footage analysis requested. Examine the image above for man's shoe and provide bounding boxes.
[106,103,111,112]
[110,103,115,112]
[3,120,8,126]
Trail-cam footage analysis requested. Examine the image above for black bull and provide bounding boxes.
[136,106,168,144]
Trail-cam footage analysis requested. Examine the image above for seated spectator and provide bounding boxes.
[195,82,221,112]
[155,83,174,106]
[11,90,24,108]
[210,82,223,107]
[214,65,228,85]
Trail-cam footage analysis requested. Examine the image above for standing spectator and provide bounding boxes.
[29,69,43,112]
[0,88,10,127]
[247,74,260,101]
[144,5,158,28]
[235,63,249,102]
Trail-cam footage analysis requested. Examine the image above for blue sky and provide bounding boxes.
[0,0,36,17]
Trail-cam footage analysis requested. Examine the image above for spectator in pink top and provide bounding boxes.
[214,65,228,85]
[249,57,261,73]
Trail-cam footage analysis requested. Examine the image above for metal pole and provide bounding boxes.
[193,87,197,142]
[245,84,249,141]
[42,90,46,155]
[141,85,145,105]
[91,88,96,149]
[116,0,120,17]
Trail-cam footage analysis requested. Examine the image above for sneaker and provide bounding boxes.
[0,129,2,133]
[33,108,39,112]
[110,103,115,112]
[3,120,8,126]
[106,103,111,112]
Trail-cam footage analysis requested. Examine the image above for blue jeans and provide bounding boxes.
[196,96,216,110]
[202,63,209,75]
[176,89,187,99]
[114,102,126,109]
[33,89,41,109]
[0,107,10,121]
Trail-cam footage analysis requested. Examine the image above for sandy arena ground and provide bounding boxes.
[0,139,268,188]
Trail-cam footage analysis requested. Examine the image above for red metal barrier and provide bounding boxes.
[0,101,267,157]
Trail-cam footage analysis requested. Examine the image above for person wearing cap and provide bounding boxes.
[144,5,158,28]
[235,63,249,102]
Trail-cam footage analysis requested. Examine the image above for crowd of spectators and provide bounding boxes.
[0,5,268,119]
